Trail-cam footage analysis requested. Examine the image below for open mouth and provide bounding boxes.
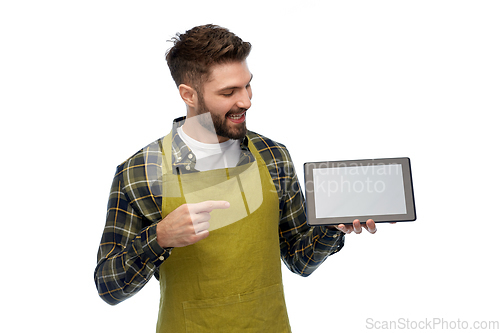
[226,111,246,124]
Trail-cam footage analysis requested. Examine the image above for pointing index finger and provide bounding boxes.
[191,200,230,213]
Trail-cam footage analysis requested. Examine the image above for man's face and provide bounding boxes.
[195,61,253,142]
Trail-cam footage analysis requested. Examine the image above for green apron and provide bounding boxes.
[156,133,292,333]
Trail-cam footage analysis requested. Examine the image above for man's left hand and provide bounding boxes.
[327,219,377,234]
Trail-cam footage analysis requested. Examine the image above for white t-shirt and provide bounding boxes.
[177,126,241,172]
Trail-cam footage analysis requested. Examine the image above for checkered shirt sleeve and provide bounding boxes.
[94,141,168,305]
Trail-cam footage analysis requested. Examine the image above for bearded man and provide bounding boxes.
[95,24,377,333]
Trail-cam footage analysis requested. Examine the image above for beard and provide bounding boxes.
[196,96,248,140]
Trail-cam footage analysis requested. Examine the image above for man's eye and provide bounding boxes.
[222,91,234,97]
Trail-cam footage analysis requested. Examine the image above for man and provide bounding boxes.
[95,24,377,332]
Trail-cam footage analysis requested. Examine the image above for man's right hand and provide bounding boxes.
[156,201,230,248]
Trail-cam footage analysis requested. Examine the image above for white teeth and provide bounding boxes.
[228,113,243,119]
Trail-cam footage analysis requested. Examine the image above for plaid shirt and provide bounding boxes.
[95,117,345,305]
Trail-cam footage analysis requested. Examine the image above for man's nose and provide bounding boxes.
[236,89,252,109]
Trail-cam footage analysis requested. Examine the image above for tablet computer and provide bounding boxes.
[304,157,416,225]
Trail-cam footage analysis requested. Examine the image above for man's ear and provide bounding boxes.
[178,84,197,108]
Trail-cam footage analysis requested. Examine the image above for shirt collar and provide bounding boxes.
[170,116,254,173]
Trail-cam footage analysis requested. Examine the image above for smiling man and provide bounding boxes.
[95,24,377,333]
[179,60,252,143]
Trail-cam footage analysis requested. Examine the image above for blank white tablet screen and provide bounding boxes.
[312,164,407,218]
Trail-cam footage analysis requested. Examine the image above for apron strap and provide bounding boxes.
[160,132,173,174]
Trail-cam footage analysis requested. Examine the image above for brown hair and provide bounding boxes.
[165,24,252,90]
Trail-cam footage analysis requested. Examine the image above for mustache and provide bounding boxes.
[225,108,247,116]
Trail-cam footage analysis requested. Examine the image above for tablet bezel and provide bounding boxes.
[304,157,416,225]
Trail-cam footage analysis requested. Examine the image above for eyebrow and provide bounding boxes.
[217,74,253,92]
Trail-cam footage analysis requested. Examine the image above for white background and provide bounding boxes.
[1,1,499,332]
